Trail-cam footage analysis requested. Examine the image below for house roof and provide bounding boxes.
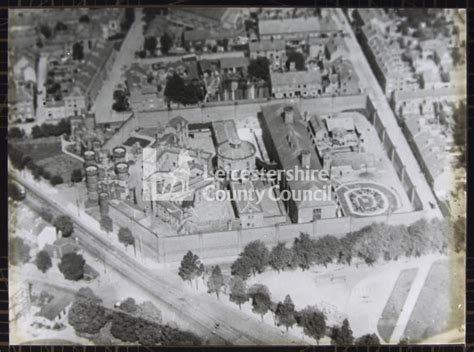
[259,17,338,37]
[36,295,72,321]
[219,56,249,69]
[249,39,286,52]
[271,71,322,88]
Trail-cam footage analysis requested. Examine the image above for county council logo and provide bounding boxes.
[142,148,200,202]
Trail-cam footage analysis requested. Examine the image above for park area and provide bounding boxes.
[243,253,448,342]
[403,256,465,342]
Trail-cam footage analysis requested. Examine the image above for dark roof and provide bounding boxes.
[219,56,249,69]
[36,295,72,321]
[260,103,334,208]
[249,39,286,52]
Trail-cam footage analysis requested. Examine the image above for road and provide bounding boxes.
[91,8,145,125]
[11,170,306,346]
[333,8,442,219]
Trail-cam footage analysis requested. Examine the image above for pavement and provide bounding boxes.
[333,8,442,219]
[91,8,145,125]
[11,169,307,346]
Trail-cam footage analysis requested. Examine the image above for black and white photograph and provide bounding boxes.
[7,6,466,346]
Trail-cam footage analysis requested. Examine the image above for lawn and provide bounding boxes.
[403,257,464,342]
[377,268,418,342]
[37,154,83,182]
[14,139,63,160]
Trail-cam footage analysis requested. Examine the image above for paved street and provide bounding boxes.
[92,8,145,125]
[12,169,307,346]
[334,8,442,219]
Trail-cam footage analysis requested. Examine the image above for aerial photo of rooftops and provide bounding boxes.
[7,7,466,346]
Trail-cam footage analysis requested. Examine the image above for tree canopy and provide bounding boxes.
[53,215,74,237]
[275,294,297,331]
[58,253,85,281]
[207,265,225,299]
[36,250,52,273]
[229,276,248,310]
[247,284,272,321]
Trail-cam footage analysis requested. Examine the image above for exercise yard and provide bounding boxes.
[336,181,399,217]
[331,111,413,215]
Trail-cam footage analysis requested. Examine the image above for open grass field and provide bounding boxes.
[377,268,418,342]
[403,257,464,342]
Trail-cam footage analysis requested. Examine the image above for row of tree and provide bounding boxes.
[230,218,457,280]
[31,119,71,139]
[68,287,200,345]
[178,252,379,345]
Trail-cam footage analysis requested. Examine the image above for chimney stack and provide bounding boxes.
[283,105,294,124]
[301,150,311,169]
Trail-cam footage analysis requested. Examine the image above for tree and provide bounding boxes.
[231,255,253,280]
[241,240,269,274]
[79,14,90,23]
[144,36,158,56]
[119,297,139,313]
[286,51,306,71]
[50,175,64,186]
[248,57,271,83]
[10,237,31,266]
[269,242,293,272]
[247,284,272,321]
[8,182,25,201]
[71,168,83,183]
[8,127,25,139]
[292,233,316,270]
[40,208,54,223]
[58,253,85,281]
[207,265,225,299]
[136,301,162,324]
[355,333,380,345]
[100,216,113,233]
[164,73,186,105]
[39,24,52,39]
[178,251,203,287]
[68,287,109,334]
[275,294,296,331]
[36,250,52,273]
[229,276,247,310]
[55,21,68,31]
[53,215,74,237]
[110,310,139,343]
[160,32,173,54]
[181,82,205,106]
[118,227,135,249]
[298,306,326,344]
[72,42,84,61]
[330,318,354,345]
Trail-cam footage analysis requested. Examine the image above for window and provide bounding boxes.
[313,208,322,220]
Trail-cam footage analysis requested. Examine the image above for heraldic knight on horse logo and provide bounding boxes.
[142,148,196,202]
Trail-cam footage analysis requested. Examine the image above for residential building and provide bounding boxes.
[74,41,117,110]
[270,71,323,98]
[258,17,339,44]
[249,39,286,69]
[11,49,37,83]
[8,81,35,122]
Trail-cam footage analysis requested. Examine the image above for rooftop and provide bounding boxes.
[270,70,322,87]
[259,16,338,36]
[249,39,286,52]
[260,103,335,208]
